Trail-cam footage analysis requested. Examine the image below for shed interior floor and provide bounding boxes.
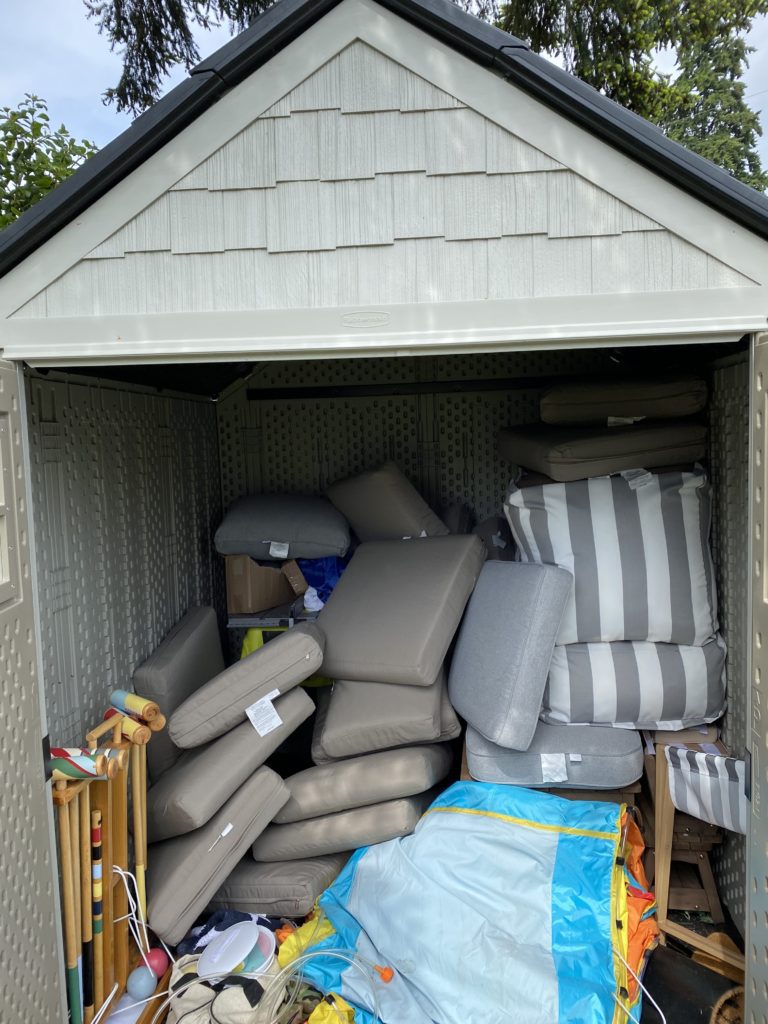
[28,335,751,943]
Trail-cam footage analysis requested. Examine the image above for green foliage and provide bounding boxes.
[0,96,97,229]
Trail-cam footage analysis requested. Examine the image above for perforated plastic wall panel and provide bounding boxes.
[26,374,223,747]
[218,350,610,512]
[0,361,66,1024]
[709,359,750,934]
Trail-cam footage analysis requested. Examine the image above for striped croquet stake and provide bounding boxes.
[80,787,94,1024]
[91,810,104,1011]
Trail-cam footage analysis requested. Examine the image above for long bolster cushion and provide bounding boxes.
[465,722,644,789]
[539,377,708,425]
[318,535,486,685]
[134,607,225,781]
[542,635,727,731]
[311,681,460,765]
[326,461,448,542]
[147,766,289,945]
[169,622,324,748]
[147,688,314,842]
[449,561,572,750]
[208,854,350,919]
[252,790,438,862]
[504,468,718,647]
[274,745,453,824]
[497,420,707,482]
[315,670,445,760]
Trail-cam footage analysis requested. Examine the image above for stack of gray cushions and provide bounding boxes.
[467,376,724,789]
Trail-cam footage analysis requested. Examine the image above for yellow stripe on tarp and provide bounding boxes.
[422,805,620,841]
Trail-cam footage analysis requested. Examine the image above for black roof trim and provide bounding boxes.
[2,0,768,282]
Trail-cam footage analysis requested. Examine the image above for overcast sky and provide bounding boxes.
[2,0,768,165]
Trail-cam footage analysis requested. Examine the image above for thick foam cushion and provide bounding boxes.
[274,745,453,824]
[318,536,486,685]
[208,855,349,918]
[169,623,324,748]
[311,681,459,765]
[214,494,350,560]
[252,791,436,861]
[147,767,288,945]
[449,562,572,750]
[497,421,707,481]
[316,671,445,759]
[543,636,727,730]
[504,469,718,646]
[134,607,225,781]
[326,462,448,541]
[147,689,314,842]
[540,377,708,425]
[465,723,644,789]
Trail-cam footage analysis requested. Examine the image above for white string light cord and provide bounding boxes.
[611,948,667,1024]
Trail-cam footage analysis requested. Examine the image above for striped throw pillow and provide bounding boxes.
[542,635,726,730]
[665,747,746,835]
[503,469,718,646]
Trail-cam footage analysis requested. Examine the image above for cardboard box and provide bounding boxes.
[225,556,308,614]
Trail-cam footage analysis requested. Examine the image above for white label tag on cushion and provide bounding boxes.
[246,688,283,737]
[268,540,290,559]
[619,469,653,490]
[541,752,568,783]
[491,532,508,549]
[569,753,583,763]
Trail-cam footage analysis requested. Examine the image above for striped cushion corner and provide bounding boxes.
[664,746,747,835]
[503,468,718,647]
[543,636,726,730]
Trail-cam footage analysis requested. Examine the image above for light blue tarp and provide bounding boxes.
[301,782,626,1024]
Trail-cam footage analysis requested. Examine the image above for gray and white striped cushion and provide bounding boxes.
[503,469,718,646]
[542,635,726,730]
[665,746,747,834]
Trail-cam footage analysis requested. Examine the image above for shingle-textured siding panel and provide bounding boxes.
[12,38,756,319]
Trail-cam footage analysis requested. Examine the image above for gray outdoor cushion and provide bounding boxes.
[134,607,225,781]
[497,420,707,482]
[315,671,445,760]
[449,562,573,750]
[540,377,708,425]
[251,791,437,862]
[147,766,288,945]
[169,622,324,748]
[465,723,644,789]
[147,688,314,842]
[543,635,727,730]
[326,462,449,542]
[274,745,453,824]
[208,855,349,918]
[318,536,486,685]
[504,469,718,647]
[214,494,350,560]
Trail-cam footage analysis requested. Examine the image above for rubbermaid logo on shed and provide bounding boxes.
[341,312,391,328]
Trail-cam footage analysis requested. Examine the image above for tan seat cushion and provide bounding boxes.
[318,536,485,685]
[326,462,448,541]
[540,376,707,425]
[208,855,349,918]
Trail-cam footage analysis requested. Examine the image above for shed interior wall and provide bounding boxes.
[26,342,749,932]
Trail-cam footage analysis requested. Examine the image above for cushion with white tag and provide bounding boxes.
[147,766,289,944]
[497,421,707,482]
[147,688,314,842]
[318,535,485,685]
[251,791,437,861]
[214,494,350,560]
[169,623,324,748]
[274,745,453,824]
[504,468,718,646]
[326,462,449,542]
[449,561,572,750]
[208,854,350,918]
[539,377,708,425]
[465,722,643,789]
[542,635,727,730]
[134,606,225,782]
